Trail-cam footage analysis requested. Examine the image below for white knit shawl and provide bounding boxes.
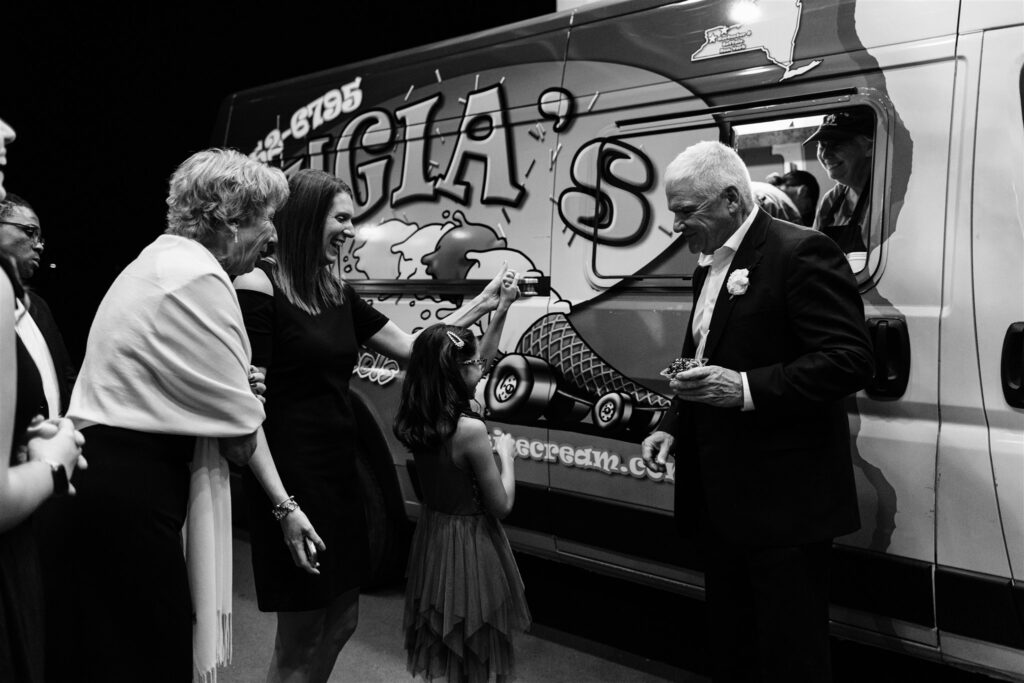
[69,234,265,682]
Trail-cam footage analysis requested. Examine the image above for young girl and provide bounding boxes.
[394,304,530,682]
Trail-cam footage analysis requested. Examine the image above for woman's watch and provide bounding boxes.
[47,461,69,497]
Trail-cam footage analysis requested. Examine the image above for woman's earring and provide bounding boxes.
[229,226,239,244]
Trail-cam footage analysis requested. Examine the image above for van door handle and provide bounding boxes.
[865,317,910,399]
[1001,322,1024,408]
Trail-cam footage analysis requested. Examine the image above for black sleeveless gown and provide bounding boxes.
[238,261,388,611]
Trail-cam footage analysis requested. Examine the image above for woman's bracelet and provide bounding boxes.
[272,495,299,521]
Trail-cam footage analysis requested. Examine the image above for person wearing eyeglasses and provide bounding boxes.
[233,168,520,683]
[0,193,84,683]
[0,195,74,419]
[0,115,87,683]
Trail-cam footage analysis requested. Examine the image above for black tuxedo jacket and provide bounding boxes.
[659,209,873,548]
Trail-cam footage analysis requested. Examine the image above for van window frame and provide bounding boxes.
[586,88,893,291]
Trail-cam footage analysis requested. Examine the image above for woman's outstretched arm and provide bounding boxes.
[365,264,519,363]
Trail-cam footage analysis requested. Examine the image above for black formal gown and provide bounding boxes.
[239,261,388,611]
[0,331,46,682]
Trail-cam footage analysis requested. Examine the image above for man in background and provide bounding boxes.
[780,169,820,227]
[807,109,874,252]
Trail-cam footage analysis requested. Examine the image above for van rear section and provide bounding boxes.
[214,0,1024,678]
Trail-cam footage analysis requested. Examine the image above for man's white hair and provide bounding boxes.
[665,141,754,207]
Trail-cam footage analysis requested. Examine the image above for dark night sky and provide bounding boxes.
[2,1,555,361]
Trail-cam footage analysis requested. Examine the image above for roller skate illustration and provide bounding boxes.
[485,313,670,437]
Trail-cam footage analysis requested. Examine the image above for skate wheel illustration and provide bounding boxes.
[592,392,634,431]
[545,388,592,423]
[486,355,557,422]
[635,408,665,434]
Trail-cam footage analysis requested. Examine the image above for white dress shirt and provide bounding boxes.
[692,207,758,411]
[14,299,62,419]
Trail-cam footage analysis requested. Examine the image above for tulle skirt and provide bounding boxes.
[404,507,531,682]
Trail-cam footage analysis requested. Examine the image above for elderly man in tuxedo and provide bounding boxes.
[642,141,873,682]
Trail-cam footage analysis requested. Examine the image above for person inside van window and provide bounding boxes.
[780,169,820,227]
[751,180,802,223]
[808,108,874,254]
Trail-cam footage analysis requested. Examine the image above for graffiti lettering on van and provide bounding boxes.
[353,350,400,385]
[558,139,654,246]
[330,85,524,220]
[513,437,675,483]
[251,77,364,163]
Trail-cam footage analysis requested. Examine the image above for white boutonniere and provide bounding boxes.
[726,268,750,299]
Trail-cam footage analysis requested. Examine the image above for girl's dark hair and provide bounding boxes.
[394,325,476,452]
[274,169,352,315]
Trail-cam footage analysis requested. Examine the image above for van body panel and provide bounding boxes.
[971,25,1024,580]
[215,0,1024,677]
[959,0,1024,34]
[936,30,1015,581]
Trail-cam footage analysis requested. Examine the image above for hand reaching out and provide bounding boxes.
[498,269,521,309]
[479,262,520,311]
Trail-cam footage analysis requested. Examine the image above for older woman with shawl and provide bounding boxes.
[66,149,308,682]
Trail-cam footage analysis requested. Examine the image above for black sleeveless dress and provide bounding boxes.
[238,261,388,611]
[404,418,531,682]
[0,265,47,682]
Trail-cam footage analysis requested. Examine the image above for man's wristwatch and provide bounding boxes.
[48,461,69,497]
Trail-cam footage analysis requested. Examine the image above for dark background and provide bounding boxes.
[1,1,555,361]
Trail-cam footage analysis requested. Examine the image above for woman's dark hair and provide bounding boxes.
[393,325,476,452]
[274,169,352,315]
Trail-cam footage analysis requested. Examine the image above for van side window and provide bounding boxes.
[583,102,885,286]
[733,105,881,276]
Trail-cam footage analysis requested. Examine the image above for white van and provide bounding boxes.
[215,0,1024,677]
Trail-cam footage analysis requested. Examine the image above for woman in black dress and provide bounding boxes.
[234,169,518,682]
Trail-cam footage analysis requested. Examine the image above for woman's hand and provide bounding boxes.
[248,366,267,403]
[26,417,87,494]
[280,507,327,575]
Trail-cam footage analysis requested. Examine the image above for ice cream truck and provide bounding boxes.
[214,0,1024,677]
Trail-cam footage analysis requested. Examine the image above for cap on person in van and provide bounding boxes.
[805,109,874,144]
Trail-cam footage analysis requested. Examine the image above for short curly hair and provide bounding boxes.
[165,149,289,244]
[0,193,35,221]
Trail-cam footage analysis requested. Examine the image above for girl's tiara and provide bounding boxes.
[446,330,465,348]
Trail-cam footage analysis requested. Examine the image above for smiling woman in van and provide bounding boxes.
[234,168,519,683]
